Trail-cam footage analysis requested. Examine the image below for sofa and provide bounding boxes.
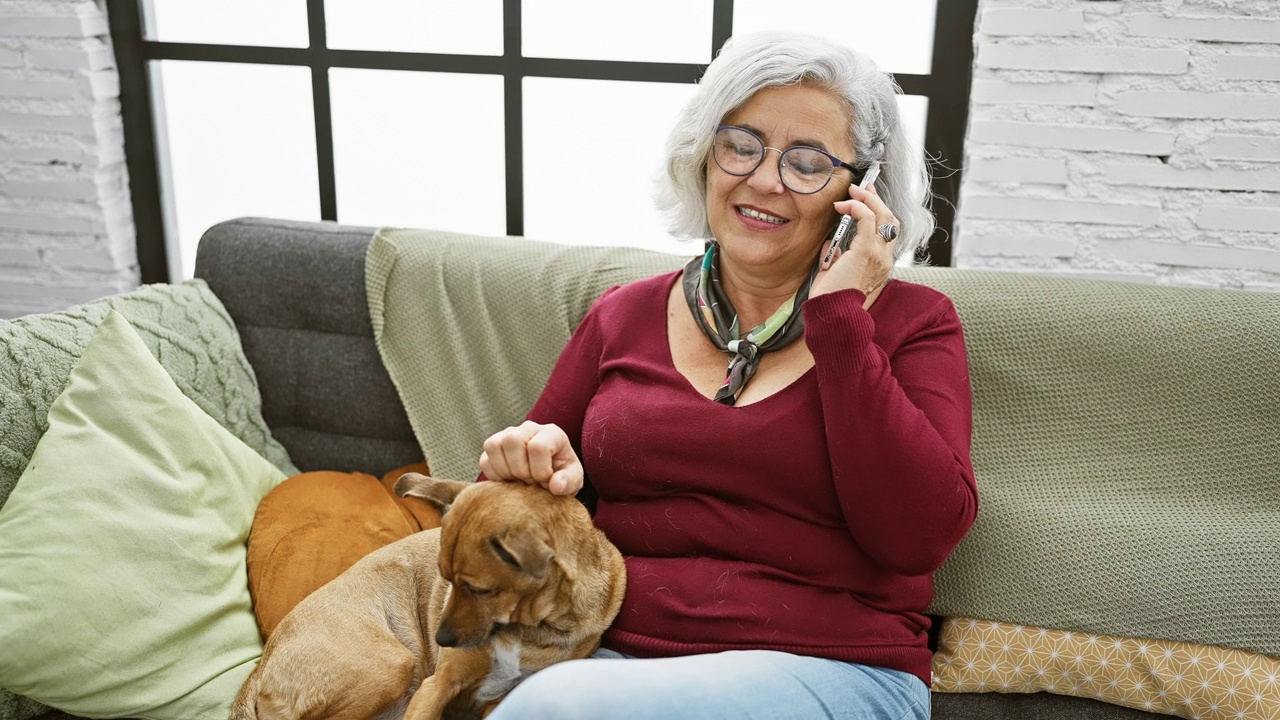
[3,216,1277,720]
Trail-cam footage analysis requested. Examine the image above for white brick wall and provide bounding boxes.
[0,0,136,319]
[6,0,1279,311]
[957,0,1280,291]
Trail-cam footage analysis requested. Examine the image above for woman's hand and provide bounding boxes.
[811,183,898,309]
[479,420,583,496]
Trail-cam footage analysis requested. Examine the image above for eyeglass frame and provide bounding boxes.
[711,124,868,194]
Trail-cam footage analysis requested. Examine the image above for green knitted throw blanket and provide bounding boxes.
[366,227,686,482]
[895,266,1280,659]
[368,229,1280,659]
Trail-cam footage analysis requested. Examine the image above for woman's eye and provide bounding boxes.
[786,152,830,176]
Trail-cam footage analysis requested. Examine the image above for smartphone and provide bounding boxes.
[820,161,882,269]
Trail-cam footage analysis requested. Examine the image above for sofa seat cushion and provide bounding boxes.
[0,311,287,719]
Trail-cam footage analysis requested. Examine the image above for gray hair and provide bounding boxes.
[655,31,934,263]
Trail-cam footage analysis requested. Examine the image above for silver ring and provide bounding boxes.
[877,223,899,242]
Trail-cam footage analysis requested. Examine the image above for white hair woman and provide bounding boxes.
[481,31,976,719]
[659,30,935,265]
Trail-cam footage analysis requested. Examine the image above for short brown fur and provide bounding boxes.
[229,474,626,720]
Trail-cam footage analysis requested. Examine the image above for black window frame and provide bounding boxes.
[108,0,977,283]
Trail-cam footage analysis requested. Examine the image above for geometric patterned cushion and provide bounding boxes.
[932,617,1280,720]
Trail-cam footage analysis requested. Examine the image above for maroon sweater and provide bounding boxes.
[524,271,977,685]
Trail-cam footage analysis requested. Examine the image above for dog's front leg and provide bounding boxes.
[403,647,492,720]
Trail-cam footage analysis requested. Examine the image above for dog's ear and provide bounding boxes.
[489,528,555,580]
[394,473,471,515]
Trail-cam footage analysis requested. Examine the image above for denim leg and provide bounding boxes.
[485,649,930,720]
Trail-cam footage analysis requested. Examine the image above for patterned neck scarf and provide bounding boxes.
[681,242,816,405]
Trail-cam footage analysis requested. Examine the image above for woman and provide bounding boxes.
[481,31,976,720]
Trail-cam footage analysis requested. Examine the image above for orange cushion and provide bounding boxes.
[246,463,440,639]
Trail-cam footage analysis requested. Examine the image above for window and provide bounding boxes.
[111,0,978,281]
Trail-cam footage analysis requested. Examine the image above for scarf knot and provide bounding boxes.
[682,243,816,405]
[725,338,758,361]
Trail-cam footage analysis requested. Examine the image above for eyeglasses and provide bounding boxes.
[711,125,865,194]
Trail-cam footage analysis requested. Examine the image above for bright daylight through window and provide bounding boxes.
[142,0,939,279]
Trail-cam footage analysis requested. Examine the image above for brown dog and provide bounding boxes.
[229,473,626,720]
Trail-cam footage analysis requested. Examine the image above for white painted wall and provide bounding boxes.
[0,0,137,318]
[956,0,1280,291]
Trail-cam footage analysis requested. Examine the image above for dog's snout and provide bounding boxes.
[435,625,458,648]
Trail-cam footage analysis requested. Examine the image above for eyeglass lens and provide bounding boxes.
[713,127,838,194]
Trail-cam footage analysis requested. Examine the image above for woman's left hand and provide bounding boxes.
[810,182,897,309]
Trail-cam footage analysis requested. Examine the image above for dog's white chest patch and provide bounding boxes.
[474,637,532,704]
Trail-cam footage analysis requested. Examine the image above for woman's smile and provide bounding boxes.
[735,204,790,228]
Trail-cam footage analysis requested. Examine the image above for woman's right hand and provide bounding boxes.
[479,421,584,496]
[811,183,897,309]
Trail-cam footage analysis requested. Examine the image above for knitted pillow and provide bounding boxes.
[0,281,297,720]
[0,311,287,719]
[932,617,1280,720]
[0,280,297,508]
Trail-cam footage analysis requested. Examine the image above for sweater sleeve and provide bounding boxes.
[517,287,618,509]
[802,286,978,577]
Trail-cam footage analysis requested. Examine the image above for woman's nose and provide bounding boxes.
[746,148,786,194]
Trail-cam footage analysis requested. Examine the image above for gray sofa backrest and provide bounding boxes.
[194,217,421,476]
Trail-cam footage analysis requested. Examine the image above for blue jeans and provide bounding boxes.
[485,648,930,720]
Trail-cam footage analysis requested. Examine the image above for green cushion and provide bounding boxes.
[0,310,287,719]
[0,279,298,511]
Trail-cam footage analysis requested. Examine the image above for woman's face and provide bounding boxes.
[706,83,856,276]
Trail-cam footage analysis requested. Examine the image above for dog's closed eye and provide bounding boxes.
[457,580,492,597]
